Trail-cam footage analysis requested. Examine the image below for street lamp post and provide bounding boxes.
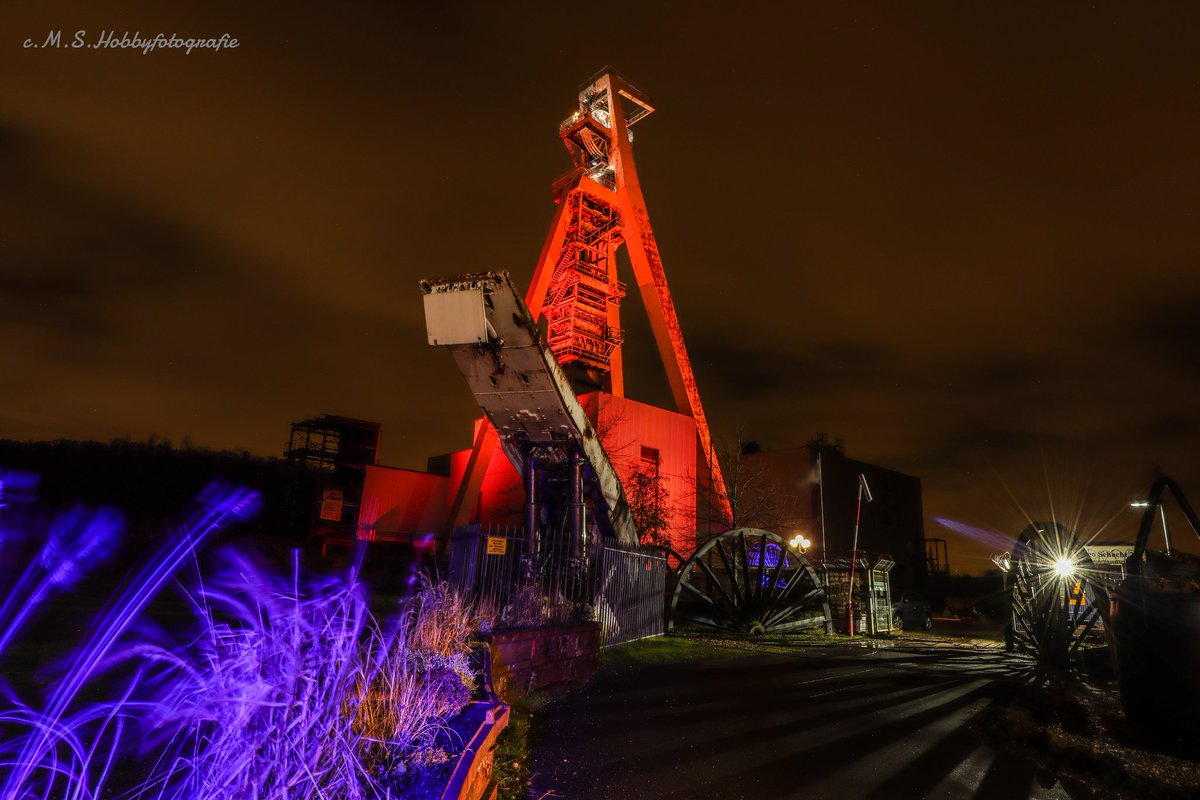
[846,474,874,636]
[1131,499,1172,555]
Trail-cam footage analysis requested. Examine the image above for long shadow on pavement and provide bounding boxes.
[529,645,1086,800]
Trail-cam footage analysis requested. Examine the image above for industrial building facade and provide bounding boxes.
[739,439,928,597]
[291,414,926,598]
[350,392,699,556]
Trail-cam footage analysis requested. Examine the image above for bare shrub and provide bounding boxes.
[412,579,478,657]
[354,637,443,772]
[501,581,546,629]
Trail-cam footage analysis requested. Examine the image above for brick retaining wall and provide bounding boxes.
[485,622,600,702]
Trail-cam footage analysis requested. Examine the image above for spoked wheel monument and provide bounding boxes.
[1001,521,1108,669]
[668,529,832,636]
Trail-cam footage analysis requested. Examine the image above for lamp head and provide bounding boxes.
[859,474,874,503]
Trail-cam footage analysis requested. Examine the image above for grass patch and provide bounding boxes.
[658,628,860,656]
[599,634,745,668]
[757,628,855,645]
[492,694,542,800]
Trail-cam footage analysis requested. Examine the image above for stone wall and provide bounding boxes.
[485,622,600,702]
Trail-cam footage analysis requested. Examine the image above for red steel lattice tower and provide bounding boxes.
[528,68,732,520]
[446,68,732,530]
[541,191,625,384]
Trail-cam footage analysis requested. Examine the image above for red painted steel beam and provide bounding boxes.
[602,72,732,522]
[446,419,499,531]
[526,188,573,320]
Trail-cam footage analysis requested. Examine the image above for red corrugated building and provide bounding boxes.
[354,392,700,555]
[579,393,697,554]
[357,465,449,546]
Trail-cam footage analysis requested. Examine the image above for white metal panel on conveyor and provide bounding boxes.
[420,271,637,544]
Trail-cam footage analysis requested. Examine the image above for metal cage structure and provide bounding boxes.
[821,554,895,635]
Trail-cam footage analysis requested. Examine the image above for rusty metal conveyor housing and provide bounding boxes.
[420,270,637,545]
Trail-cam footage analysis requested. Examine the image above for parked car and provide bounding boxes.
[892,595,932,631]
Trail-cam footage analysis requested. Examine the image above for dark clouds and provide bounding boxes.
[1128,292,1200,379]
[0,110,471,458]
[687,334,892,399]
[3,1,1200,571]
[0,121,212,343]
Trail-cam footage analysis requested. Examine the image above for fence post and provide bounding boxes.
[523,459,537,580]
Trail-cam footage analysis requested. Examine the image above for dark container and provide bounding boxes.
[1108,551,1200,744]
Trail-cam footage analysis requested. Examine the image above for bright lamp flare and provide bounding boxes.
[789,534,811,552]
[1053,556,1075,578]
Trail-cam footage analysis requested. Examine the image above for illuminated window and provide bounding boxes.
[640,446,660,476]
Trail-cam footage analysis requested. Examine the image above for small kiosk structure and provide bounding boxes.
[820,552,895,635]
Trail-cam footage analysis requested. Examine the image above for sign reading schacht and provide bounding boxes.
[1084,544,1135,566]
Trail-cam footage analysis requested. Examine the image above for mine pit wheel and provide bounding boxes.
[1004,521,1106,668]
[660,546,687,573]
[668,528,831,636]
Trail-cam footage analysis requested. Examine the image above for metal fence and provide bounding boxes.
[447,525,528,617]
[448,525,668,647]
[593,543,668,646]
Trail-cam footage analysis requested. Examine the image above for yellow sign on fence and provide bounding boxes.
[486,536,507,556]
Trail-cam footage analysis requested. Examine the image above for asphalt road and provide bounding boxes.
[528,641,1089,800]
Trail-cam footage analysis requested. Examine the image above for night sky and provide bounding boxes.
[3,2,1199,574]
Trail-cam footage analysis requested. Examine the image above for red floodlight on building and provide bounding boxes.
[449,68,732,533]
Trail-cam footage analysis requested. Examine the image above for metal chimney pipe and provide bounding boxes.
[523,455,538,570]
[570,455,584,557]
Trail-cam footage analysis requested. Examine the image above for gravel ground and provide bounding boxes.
[979,675,1200,800]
